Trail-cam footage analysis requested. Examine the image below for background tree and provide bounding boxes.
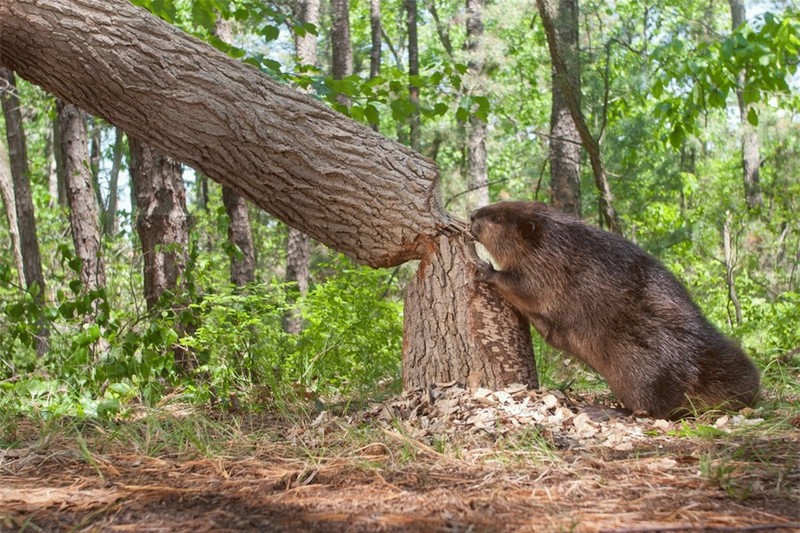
[215,15,255,286]
[464,0,489,210]
[536,0,619,231]
[728,0,763,210]
[128,137,188,311]
[1,67,48,353]
[56,99,106,292]
[0,139,24,286]
[406,0,421,152]
[542,0,581,216]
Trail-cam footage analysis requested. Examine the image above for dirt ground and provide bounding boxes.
[2,386,799,532]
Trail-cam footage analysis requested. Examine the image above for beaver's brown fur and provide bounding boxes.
[469,201,760,419]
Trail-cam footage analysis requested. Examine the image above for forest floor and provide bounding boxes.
[1,384,799,533]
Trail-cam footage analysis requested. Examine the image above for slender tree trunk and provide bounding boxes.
[103,127,123,236]
[330,0,352,107]
[0,67,48,354]
[369,0,382,132]
[406,0,421,152]
[1,0,538,390]
[44,122,59,206]
[543,0,581,217]
[728,0,763,210]
[465,0,489,210]
[0,139,25,286]
[215,15,255,286]
[56,99,106,291]
[89,118,105,210]
[52,115,68,206]
[536,0,619,231]
[128,137,188,310]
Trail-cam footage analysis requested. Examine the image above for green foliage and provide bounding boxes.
[652,11,800,147]
[183,256,402,405]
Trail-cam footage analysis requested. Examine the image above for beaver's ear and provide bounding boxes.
[518,220,538,241]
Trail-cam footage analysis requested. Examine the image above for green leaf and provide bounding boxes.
[261,25,280,42]
[364,104,380,125]
[747,107,759,126]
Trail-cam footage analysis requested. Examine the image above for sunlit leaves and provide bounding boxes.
[652,11,800,147]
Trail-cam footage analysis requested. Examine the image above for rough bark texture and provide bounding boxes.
[0,68,45,300]
[544,0,581,217]
[403,236,538,390]
[128,137,188,310]
[369,0,382,80]
[0,139,25,286]
[331,0,352,107]
[0,0,445,268]
[215,16,255,287]
[56,99,106,291]
[465,0,489,210]
[406,0,421,152]
[369,0,382,132]
[536,0,619,231]
[0,0,538,390]
[728,0,763,211]
[1,67,48,353]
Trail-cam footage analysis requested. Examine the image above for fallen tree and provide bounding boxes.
[0,0,537,390]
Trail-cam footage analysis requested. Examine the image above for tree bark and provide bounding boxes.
[406,0,422,152]
[128,137,188,310]
[331,0,352,107]
[0,139,25,286]
[1,67,48,353]
[728,0,763,211]
[369,0,382,132]
[56,99,106,292]
[465,0,489,210]
[543,0,581,217]
[536,0,619,231]
[0,0,538,391]
[404,237,538,390]
[215,15,255,287]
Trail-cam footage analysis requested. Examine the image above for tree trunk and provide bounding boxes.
[536,0,619,231]
[0,139,25,286]
[369,0,382,132]
[44,121,60,206]
[215,15,255,287]
[128,136,188,310]
[1,67,49,352]
[0,0,538,391]
[404,237,538,390]
[543,0,581,217]
[52,115,68,206]
[89,118,105,210]
[728,0,763,211]
[406,0,422,152]
[103,127,123,236]
[56,99,106,292]
[330,0,352,107]
[465,0,489,210]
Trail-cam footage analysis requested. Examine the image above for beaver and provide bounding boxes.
[469,201,760,419]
